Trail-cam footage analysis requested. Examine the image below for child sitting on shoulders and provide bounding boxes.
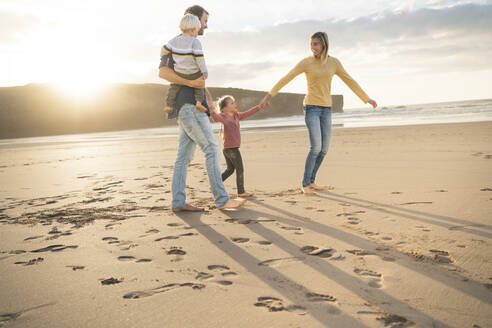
[162,13,208,114]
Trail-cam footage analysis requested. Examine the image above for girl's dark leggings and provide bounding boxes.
[222,147,244,194]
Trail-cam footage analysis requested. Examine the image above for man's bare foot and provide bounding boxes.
[172,204,204,213]
[163,106,172,114]
[301,186,315,195]
[218,198,247,210]
[310,183,334,190]
[310,183,325,190]
[196,101,208,112]
[238,192,254,197]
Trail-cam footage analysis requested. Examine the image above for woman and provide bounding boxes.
[261,31,377,195]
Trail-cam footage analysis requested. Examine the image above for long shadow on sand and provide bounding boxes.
[175,211,368,328]
[176,208,456,328]
[248,198,492,305]
[318,191,492,239]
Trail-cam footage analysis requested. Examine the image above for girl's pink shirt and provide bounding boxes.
[210,106,260,148]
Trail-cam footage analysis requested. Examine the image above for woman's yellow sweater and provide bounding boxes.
[269,56,369,107]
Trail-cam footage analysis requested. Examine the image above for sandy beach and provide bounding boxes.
[1,121,491,327]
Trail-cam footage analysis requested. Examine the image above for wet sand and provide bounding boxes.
[0,121,491,327]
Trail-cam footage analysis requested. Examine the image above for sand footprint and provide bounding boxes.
[354,268,383,288]
[347,217,360,225]
[31,244,78,253]
[400,201,433,205]
[14,257,44,266]
[231,237,249,243]
[254,296,306,315]
[197,266,237,285]
[306,292,336,302]
[123,283,205,299]
[165,247,185,262]
[117,256,135,261]
[208,264,229,271]
[24,236,44,241]
[429,249,455,264]
[155,236,179,241]
[136,258,152,263]
[347,249,376,256]
[195,272,214,281]
[301,246,336,258]
[100,277,122,285]
[258,257,303,267]
[336,210,366,217]
[279,225,304,235]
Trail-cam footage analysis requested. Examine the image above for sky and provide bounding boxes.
[1,0,492,108]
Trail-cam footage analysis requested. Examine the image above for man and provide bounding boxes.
[159,5,246,212]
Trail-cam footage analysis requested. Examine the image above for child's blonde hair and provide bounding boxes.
[180,13,201,33]
[217,95,234,112]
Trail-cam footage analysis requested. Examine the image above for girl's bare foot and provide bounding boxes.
[218,198,247,210]
[196,101,208,112]
[238,192,254,197]
[301,186,315,195]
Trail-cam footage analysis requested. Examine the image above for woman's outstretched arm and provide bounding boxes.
[335,58,377,108]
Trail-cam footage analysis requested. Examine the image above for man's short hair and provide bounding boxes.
[184,5,209,19]
[180,13,201,32]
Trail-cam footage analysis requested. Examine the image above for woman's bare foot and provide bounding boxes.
[218,198,247,210]
[238,192,254,197]
[163,106,172,114]
[301,186,315,195]
[196,101,208,112]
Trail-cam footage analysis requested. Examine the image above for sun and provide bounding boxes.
[36,37,114,100]
[51,76,109,100]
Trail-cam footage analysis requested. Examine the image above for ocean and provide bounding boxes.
[1,98,491,149]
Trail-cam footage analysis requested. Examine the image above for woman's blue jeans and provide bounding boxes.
[302,105,332,187]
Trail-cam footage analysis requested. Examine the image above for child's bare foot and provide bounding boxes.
[196,101,207,112]
[163,106,172,114]
[238,192,254,198]
[301,186,315,195]
[218,198,247,210]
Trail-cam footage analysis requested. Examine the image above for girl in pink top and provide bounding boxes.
[210,95,265,197]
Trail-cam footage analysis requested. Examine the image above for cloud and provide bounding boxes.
[201,3,492,81]
[207,61,283,85]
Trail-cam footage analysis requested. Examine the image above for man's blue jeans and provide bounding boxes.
[302,105,332,187]
[172,104,229,208]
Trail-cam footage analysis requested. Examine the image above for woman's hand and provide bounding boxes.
[260,94,271,109]
[368,99,377,109]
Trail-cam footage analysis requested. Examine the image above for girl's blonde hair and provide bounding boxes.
[311,31,329,63]
[180,13,201,33]
[217,95,234,112]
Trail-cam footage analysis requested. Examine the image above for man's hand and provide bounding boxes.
[159,66,205,88]
[189,76,206,88]
[368,99,377,109]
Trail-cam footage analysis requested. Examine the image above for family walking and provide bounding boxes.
[159,5,377,212]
